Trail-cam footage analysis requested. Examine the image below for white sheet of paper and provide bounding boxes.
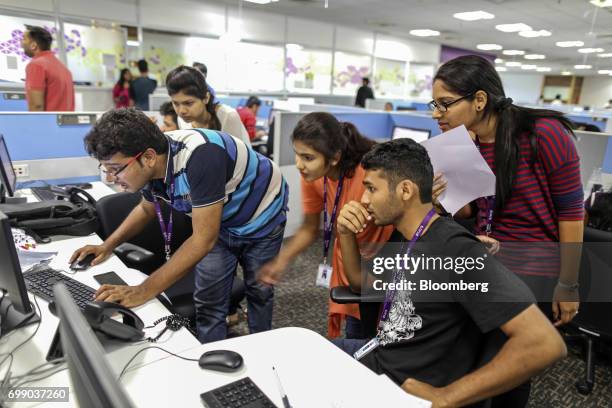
[421,125,496,215]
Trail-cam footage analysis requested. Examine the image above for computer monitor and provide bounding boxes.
[0,211,40,335]
[0,134,17,202]
[54,284,134,408]
[392,126,431,143]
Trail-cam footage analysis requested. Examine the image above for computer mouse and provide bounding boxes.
[70,253,96,271]
[198,350,243,373]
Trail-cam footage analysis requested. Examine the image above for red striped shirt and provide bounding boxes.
[474,118,584,276]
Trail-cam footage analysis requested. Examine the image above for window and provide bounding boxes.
[63,22,126,86]
[333,51,371,96]
[285,47,332,94]
[374,58,406,98]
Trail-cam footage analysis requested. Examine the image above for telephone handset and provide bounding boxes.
[84,301,145,341]
[46,301,145,361]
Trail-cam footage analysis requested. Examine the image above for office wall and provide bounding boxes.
[499,72,544,105]
[579,76,612,109]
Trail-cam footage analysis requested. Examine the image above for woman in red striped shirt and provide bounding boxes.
[430,55,583,407]
[430,55,583,325]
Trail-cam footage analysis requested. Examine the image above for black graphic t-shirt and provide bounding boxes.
[360,216,535,387]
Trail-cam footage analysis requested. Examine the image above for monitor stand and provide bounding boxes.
[0,184,27,204]
[0,296,41,337]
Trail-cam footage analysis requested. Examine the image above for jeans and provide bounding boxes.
[345,315,366,339]
[331,338,369,356]
[194,222,285,343]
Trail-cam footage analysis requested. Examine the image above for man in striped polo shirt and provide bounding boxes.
[72,108,288,342]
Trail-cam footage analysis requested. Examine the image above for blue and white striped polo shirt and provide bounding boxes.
[141,128,288,238]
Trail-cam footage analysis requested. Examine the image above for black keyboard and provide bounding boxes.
[24,266,96,310]
[200,377,277,408]
[31,187,59,202]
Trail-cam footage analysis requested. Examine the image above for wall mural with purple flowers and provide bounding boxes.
[0,16,56,82]
[332,51,371,95]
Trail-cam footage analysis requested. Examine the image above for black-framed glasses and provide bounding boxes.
[99,151,144,178]
[428,93,474,113]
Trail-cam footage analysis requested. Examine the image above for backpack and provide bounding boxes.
[0,187,98,240]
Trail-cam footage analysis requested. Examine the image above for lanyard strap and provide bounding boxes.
[322,176,344,264]
[152,181,175,261]
[379,208,437,322]
[474,136,495,236]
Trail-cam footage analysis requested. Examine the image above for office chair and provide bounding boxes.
[95,192,246,326]
[563,226,612,395]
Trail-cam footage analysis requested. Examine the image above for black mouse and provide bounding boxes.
[70,253,95,270]
[198,350,243,373]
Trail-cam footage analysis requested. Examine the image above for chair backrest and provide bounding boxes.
[96,192,193,274]
[572,226,612,338]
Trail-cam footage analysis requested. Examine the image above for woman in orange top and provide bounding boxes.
[258,112,394,338]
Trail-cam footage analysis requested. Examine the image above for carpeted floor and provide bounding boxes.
[228,237,612,408]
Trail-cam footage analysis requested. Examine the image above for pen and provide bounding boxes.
[272,366,292,408]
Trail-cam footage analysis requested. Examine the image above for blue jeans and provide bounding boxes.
[345,315,366,339]
[193,222,285,343]
[332,338,369,356]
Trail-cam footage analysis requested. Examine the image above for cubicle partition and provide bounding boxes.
[0,92,28,112]
[566,114,609,133]
[298,103,365,113]
[574,130,612,187]
[0,112,101,186]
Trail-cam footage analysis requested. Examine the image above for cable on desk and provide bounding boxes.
[118,346,199,380]
[11,366,67,388]
[0,296,43,404]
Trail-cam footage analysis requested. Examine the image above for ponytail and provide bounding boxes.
[338,121,376,178]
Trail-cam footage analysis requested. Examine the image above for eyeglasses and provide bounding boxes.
[99,152,144,178]
[428,93,474,113]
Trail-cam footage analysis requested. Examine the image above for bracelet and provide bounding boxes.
[557,281,579,291]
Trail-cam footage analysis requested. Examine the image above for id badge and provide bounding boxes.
[316,263,333,288]
[353,337,380,360]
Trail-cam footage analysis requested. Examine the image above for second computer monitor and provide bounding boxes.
[0,135,17,198]
[0,211,40,335]
[54,283,135,408]
[392,126,431,143]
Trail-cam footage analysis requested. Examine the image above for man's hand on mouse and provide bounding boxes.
[69,244,113,267]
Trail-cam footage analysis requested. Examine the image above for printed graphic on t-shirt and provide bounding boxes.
[377,288,422,346]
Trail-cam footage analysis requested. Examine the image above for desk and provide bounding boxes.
[120,327,430,408]
[1,183,200,407]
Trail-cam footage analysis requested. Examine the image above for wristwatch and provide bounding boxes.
[557,281,579,291]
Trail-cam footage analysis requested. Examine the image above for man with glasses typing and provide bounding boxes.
[71,108,289,343]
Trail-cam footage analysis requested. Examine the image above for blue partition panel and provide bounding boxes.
[216,96,243,108]
[566,114,607,132]
[0,92,28,112]
[390,113,441,138]
[334,112,394,140]
[603,140,612,174]
[0,114,91,160]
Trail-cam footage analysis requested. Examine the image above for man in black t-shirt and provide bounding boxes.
[355,77,374,108]
[334,139,567,407]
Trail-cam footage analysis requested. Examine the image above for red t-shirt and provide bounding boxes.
[237,107,257,141]
[25,51,75,111]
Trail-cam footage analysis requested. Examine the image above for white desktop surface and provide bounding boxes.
[1,182,200,407]
[120,327,429,408]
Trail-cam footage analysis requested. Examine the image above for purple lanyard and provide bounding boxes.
[474,136,495,236]
[322,176,344,264]
[152,181,175,261]
[379,208,436,322]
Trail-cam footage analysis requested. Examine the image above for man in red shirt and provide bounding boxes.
[237,96,265,141]
[22,25,75,111]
